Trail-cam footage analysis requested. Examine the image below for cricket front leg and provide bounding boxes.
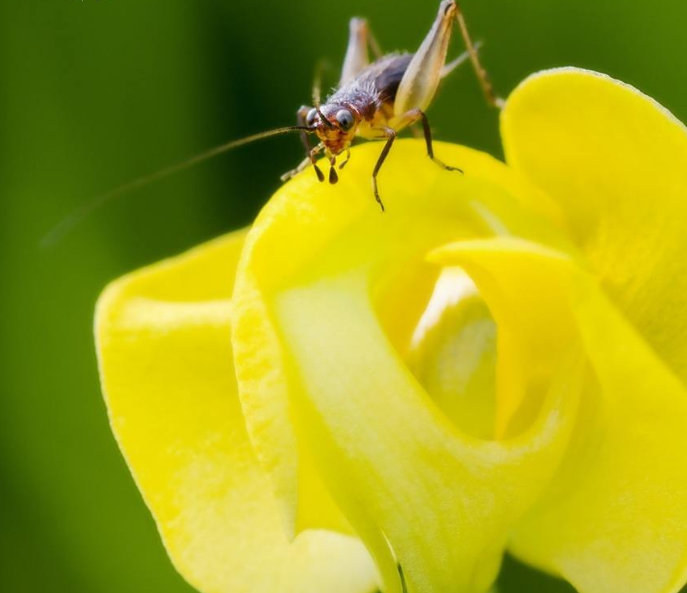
[297,105,314,153]
[280,155,311,183]
[281,143,325,183]
[371,127,397,212]
[287,107,325,182]
[338,149,352,169]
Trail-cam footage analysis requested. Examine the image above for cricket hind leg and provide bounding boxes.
[339,17,384,86]
[440,41,482,79]
[394,1,503,116]
[453,2,504,108]
[393,1,456,116]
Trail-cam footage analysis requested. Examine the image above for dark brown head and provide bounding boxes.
[306,104,360,156]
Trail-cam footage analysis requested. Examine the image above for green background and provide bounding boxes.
[2,0,686,591]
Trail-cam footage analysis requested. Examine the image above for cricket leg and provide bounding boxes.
[297,105,314,153]
[328,155,339,184]
[415,109,463,172]
[440,41,481,79]
[311,59,331,106]
[371,127,397,212]
[309,145,326,182]
[340,18,372,86]
[339,17,385,86]
[394,1,502,117]
[280,155,311,182]
[309,61,336,129]
[453,2,504,108]
[394,108,464,173]
[367,27,384,61]
[394,1,456,116]
[287,106,325,182]
[281,143,325,182]
[338,149,351,169]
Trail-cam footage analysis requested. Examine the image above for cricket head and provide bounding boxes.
[306,104,360,156]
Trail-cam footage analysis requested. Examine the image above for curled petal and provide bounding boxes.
[232,142,580,593]
[502,67,687,384]
[407,275,498,440]
[432,237,687,593]
[96,230,378,593]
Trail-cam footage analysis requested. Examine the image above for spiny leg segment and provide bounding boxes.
[453,2,504,108]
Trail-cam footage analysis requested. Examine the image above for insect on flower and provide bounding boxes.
[43,1,500,246]
[283,0,503,210]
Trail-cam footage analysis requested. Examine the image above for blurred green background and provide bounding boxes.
[2,0,686,591]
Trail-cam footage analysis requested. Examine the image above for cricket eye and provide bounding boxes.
[336,109,355,131]
[306,108,318,127]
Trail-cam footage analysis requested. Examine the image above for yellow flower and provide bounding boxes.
[96,68,687,593]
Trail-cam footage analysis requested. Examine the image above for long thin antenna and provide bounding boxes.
[41,125,312,248]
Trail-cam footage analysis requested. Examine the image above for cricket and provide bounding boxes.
[43,0,501,246]
[282,0,502,210]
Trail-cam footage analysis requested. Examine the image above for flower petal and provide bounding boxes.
[407,275,498,440]
[95,229,378,593]
[431,236,687,593]
[501,67,687,384]
[232,141,580,593]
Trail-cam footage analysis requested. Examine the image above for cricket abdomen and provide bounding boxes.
[366,53,413,105]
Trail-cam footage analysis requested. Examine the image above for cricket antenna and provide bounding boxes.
[41,125,313,249]
[315,105,335,130]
